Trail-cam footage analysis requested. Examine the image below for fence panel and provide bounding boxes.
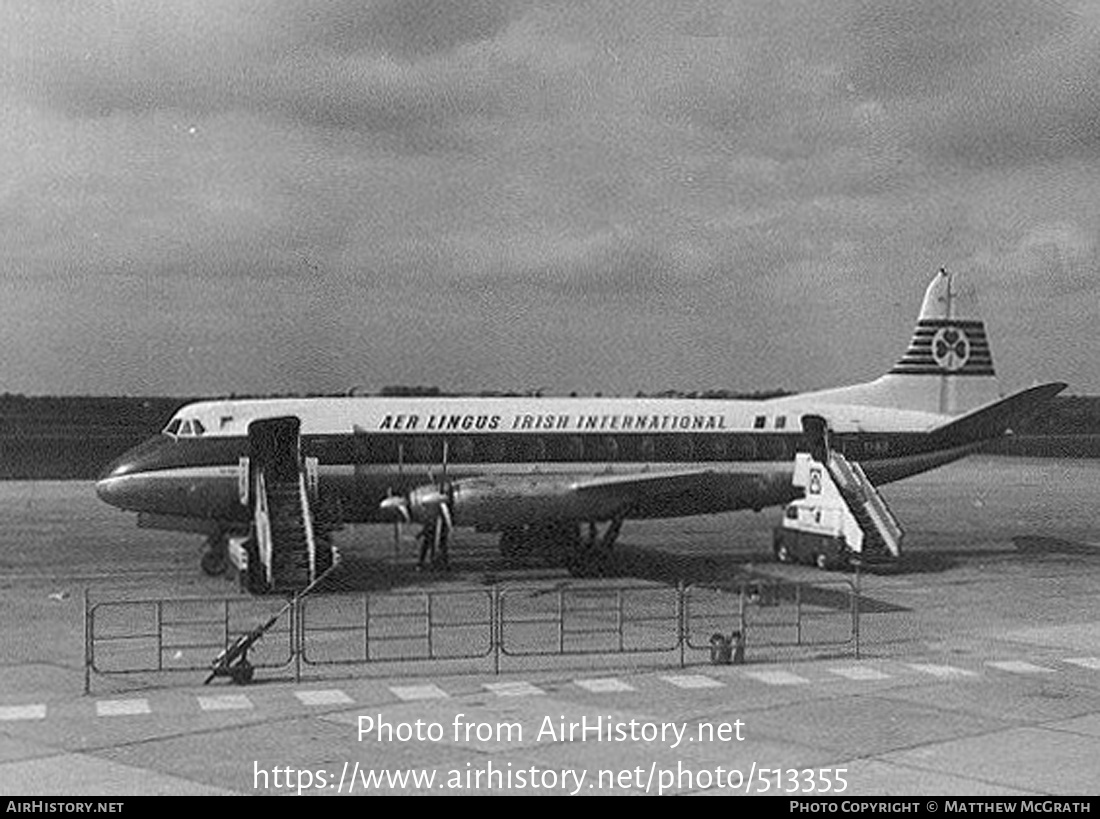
[300,588,494,665]
[86,595,293,678]
[499,584,681,658]
[684,578,858,655]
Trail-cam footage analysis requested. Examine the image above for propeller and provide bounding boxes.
[405,481,453,567]
[378,474,455,566]
[381,488,410,557]
[434,489,453,562]
[380,490,411,523]
[425,441,452,565]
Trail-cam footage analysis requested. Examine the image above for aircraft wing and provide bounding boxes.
[430,466,781,528]
[569,468,717,514]
[572,467,727,496]
[557,467,785,519]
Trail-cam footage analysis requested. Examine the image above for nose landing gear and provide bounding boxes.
[200,534,229,576]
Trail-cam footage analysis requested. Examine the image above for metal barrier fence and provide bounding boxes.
[84,576,860,691]
[497,584,682,661]
[299,588,495,666]
[683,578,860,663]
[84,592,294,692]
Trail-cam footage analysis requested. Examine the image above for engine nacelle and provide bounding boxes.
[398,484,439,521]
[396,476,623,530]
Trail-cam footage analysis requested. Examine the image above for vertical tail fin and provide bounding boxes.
[802,269,1003,415]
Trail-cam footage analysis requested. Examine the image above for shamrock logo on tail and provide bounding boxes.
[932,327,969,371]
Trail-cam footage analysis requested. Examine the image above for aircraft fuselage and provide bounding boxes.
[95,394,983,533]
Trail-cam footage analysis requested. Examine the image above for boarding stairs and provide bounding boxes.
[823,451,903,561]
[793,414,903,563]
[245,417,337,594]
[256,472,314,590]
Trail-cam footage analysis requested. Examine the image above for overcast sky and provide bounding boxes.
[2,0,1098,397]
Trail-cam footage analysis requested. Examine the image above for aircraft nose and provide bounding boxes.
[95,435,166,510]
[95,459,129,508]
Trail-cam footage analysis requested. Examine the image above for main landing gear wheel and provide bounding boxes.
[567,548,611,579]
[201,535,229,576]
[775,543,791,563]
[566,516,626,578]
[499,528,523,560]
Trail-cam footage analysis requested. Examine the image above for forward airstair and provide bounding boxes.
[239,417,338,594]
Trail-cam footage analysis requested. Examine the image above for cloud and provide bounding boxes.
[843,0,1077,98]
[1,0,525,145]
[3,0,1100,394]
[844,0,1100,169]
[296,0,520,58]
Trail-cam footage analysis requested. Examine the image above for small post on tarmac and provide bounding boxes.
[738,581,746,642]
[853,557,862,659]
[294,594,302,684]
[492,585,501,676]
[678,580,686,669]
[83,588,91,696]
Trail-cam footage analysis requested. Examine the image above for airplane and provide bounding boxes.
[96,268,1065,584]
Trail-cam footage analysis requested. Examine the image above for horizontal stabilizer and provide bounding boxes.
[928,382,1067,448]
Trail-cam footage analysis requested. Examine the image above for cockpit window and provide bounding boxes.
[164,417,209,437]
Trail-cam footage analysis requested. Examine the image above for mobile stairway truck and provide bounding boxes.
[772,451,903,570]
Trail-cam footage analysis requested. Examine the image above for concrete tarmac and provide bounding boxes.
[2,456,1099,796]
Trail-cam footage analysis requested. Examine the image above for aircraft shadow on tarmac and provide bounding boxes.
[310,541,908,614]
[318,542,778,593]
[1012,535,1100,558]
[853,535,1100,577]
[880,551,959,575]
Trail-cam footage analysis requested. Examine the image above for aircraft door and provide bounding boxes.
[305,456,319,498]
[248,416,302,485]
[800,414,831,463]
[238,456,250,506]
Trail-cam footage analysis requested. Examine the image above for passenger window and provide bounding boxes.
[474,436,505,463]
[450,437,475,463]
[732,435,758,460]
[524,436,547,462]
[406,436,443,464]
[775,416,786,430]
[656,435,692,461]
[759,435,787,461]
[361,434,398,464]
[615,435,640,462]
[753,416,766,429]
